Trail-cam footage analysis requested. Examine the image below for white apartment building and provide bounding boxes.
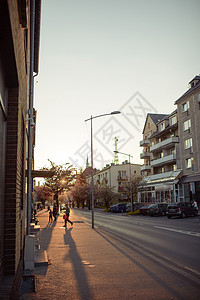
[87,162,141,200]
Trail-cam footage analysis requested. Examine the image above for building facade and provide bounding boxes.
[139,111,182,203]
[175,75,200,204]
[140,114,167,177]
[139,76,200,206]
[0,0,41,296]
[87,162,141,202]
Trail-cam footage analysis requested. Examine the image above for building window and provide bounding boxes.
[185,157,194,169]
[170,116,177,125]
[160,122,165,131]
[148,123,150,129]
[184,138,192,149]
[182,100,190,112]
[183,119,191,132]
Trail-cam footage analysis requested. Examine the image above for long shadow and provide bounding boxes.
[39,218,57,251]
[95,229,184,298]
[64,227,91,300]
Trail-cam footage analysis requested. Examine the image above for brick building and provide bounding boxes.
[0,0,41,297]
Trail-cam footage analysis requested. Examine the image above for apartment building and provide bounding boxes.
[139,76,200,205]
[87,162,141,202]
[0,0,41,297]
[175,75,200,204]
[139,111,182,203]
[140,114,167,177]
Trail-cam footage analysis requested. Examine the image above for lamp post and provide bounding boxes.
[114,150,134,212]
[85,110,121,229]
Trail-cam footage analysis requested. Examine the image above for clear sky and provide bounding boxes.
[34,0,200,171]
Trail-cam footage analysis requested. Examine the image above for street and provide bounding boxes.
[74,208,200,289]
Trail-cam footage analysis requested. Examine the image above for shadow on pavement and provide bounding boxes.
[64,227,92,300]
[95,229,182,298]
[39,217,57,250]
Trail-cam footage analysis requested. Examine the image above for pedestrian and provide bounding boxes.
[63,204,73,227]
[53,204,57,221]
[193,200,198,211]
[34,204,37,219]
[49,209,53,222]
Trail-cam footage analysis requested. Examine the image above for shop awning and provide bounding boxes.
[140,170,182,185]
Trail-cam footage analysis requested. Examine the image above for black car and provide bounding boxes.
[110,203,127,213]
[166,202,198,218]
[149,203,168,216]
[139,204,152,215]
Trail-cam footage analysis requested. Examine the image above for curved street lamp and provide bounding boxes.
[85,110,121,229]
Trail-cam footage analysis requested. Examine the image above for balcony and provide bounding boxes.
[150,136,179,152]
[140,151,151,159]
[151,153,176,167]
[141,164,151,171]
[140,139,150,147]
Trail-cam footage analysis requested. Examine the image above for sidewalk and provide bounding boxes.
[20,209,187,300]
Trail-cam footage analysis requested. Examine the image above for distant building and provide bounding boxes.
[87,162,141,201]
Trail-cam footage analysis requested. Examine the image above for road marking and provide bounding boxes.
[154,226,200,237]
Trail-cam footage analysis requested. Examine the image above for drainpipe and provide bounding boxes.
[27,0,36,235]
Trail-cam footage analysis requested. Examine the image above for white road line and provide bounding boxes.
[154,226,200,237]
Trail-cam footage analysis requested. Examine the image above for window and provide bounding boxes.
[148,123,150,129]
[185,157,194,169]
[183,119,191,131]
[160,122,165,131]
[118,171,126,178]
[182,100,190,112]
[170,116,177,125]
[184,138,192,149]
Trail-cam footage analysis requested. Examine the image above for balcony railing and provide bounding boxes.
[151,153,176,167]
[140,151,151,159]
[150,136,179,152]
[140,139,150,147]
[141,164,151,171]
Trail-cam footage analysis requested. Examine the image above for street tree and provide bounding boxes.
[34,186,52,208]
[70,171,91,209]
[96,185,117,208]
[42,160,76,207]
[125,175,143,203]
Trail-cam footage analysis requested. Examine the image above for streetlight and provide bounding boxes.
[114,150,134,212]
[85,110,121,229]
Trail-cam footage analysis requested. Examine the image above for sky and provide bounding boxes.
[34,0,200,171]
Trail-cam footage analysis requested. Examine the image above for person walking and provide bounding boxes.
[53,204,57,221]
[49,209,53,223]
[63,204,73,227]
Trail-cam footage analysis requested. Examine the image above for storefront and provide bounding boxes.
[178,175,200,207]
[138,170,182,203]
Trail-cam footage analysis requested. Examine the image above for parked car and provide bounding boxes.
[149,203,168,216]
[126,202,144,212]
[166,202,198,218]
[110,203,127,213]
[140,204,152,215]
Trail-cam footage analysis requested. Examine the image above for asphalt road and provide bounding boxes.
[73,208,200,294]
